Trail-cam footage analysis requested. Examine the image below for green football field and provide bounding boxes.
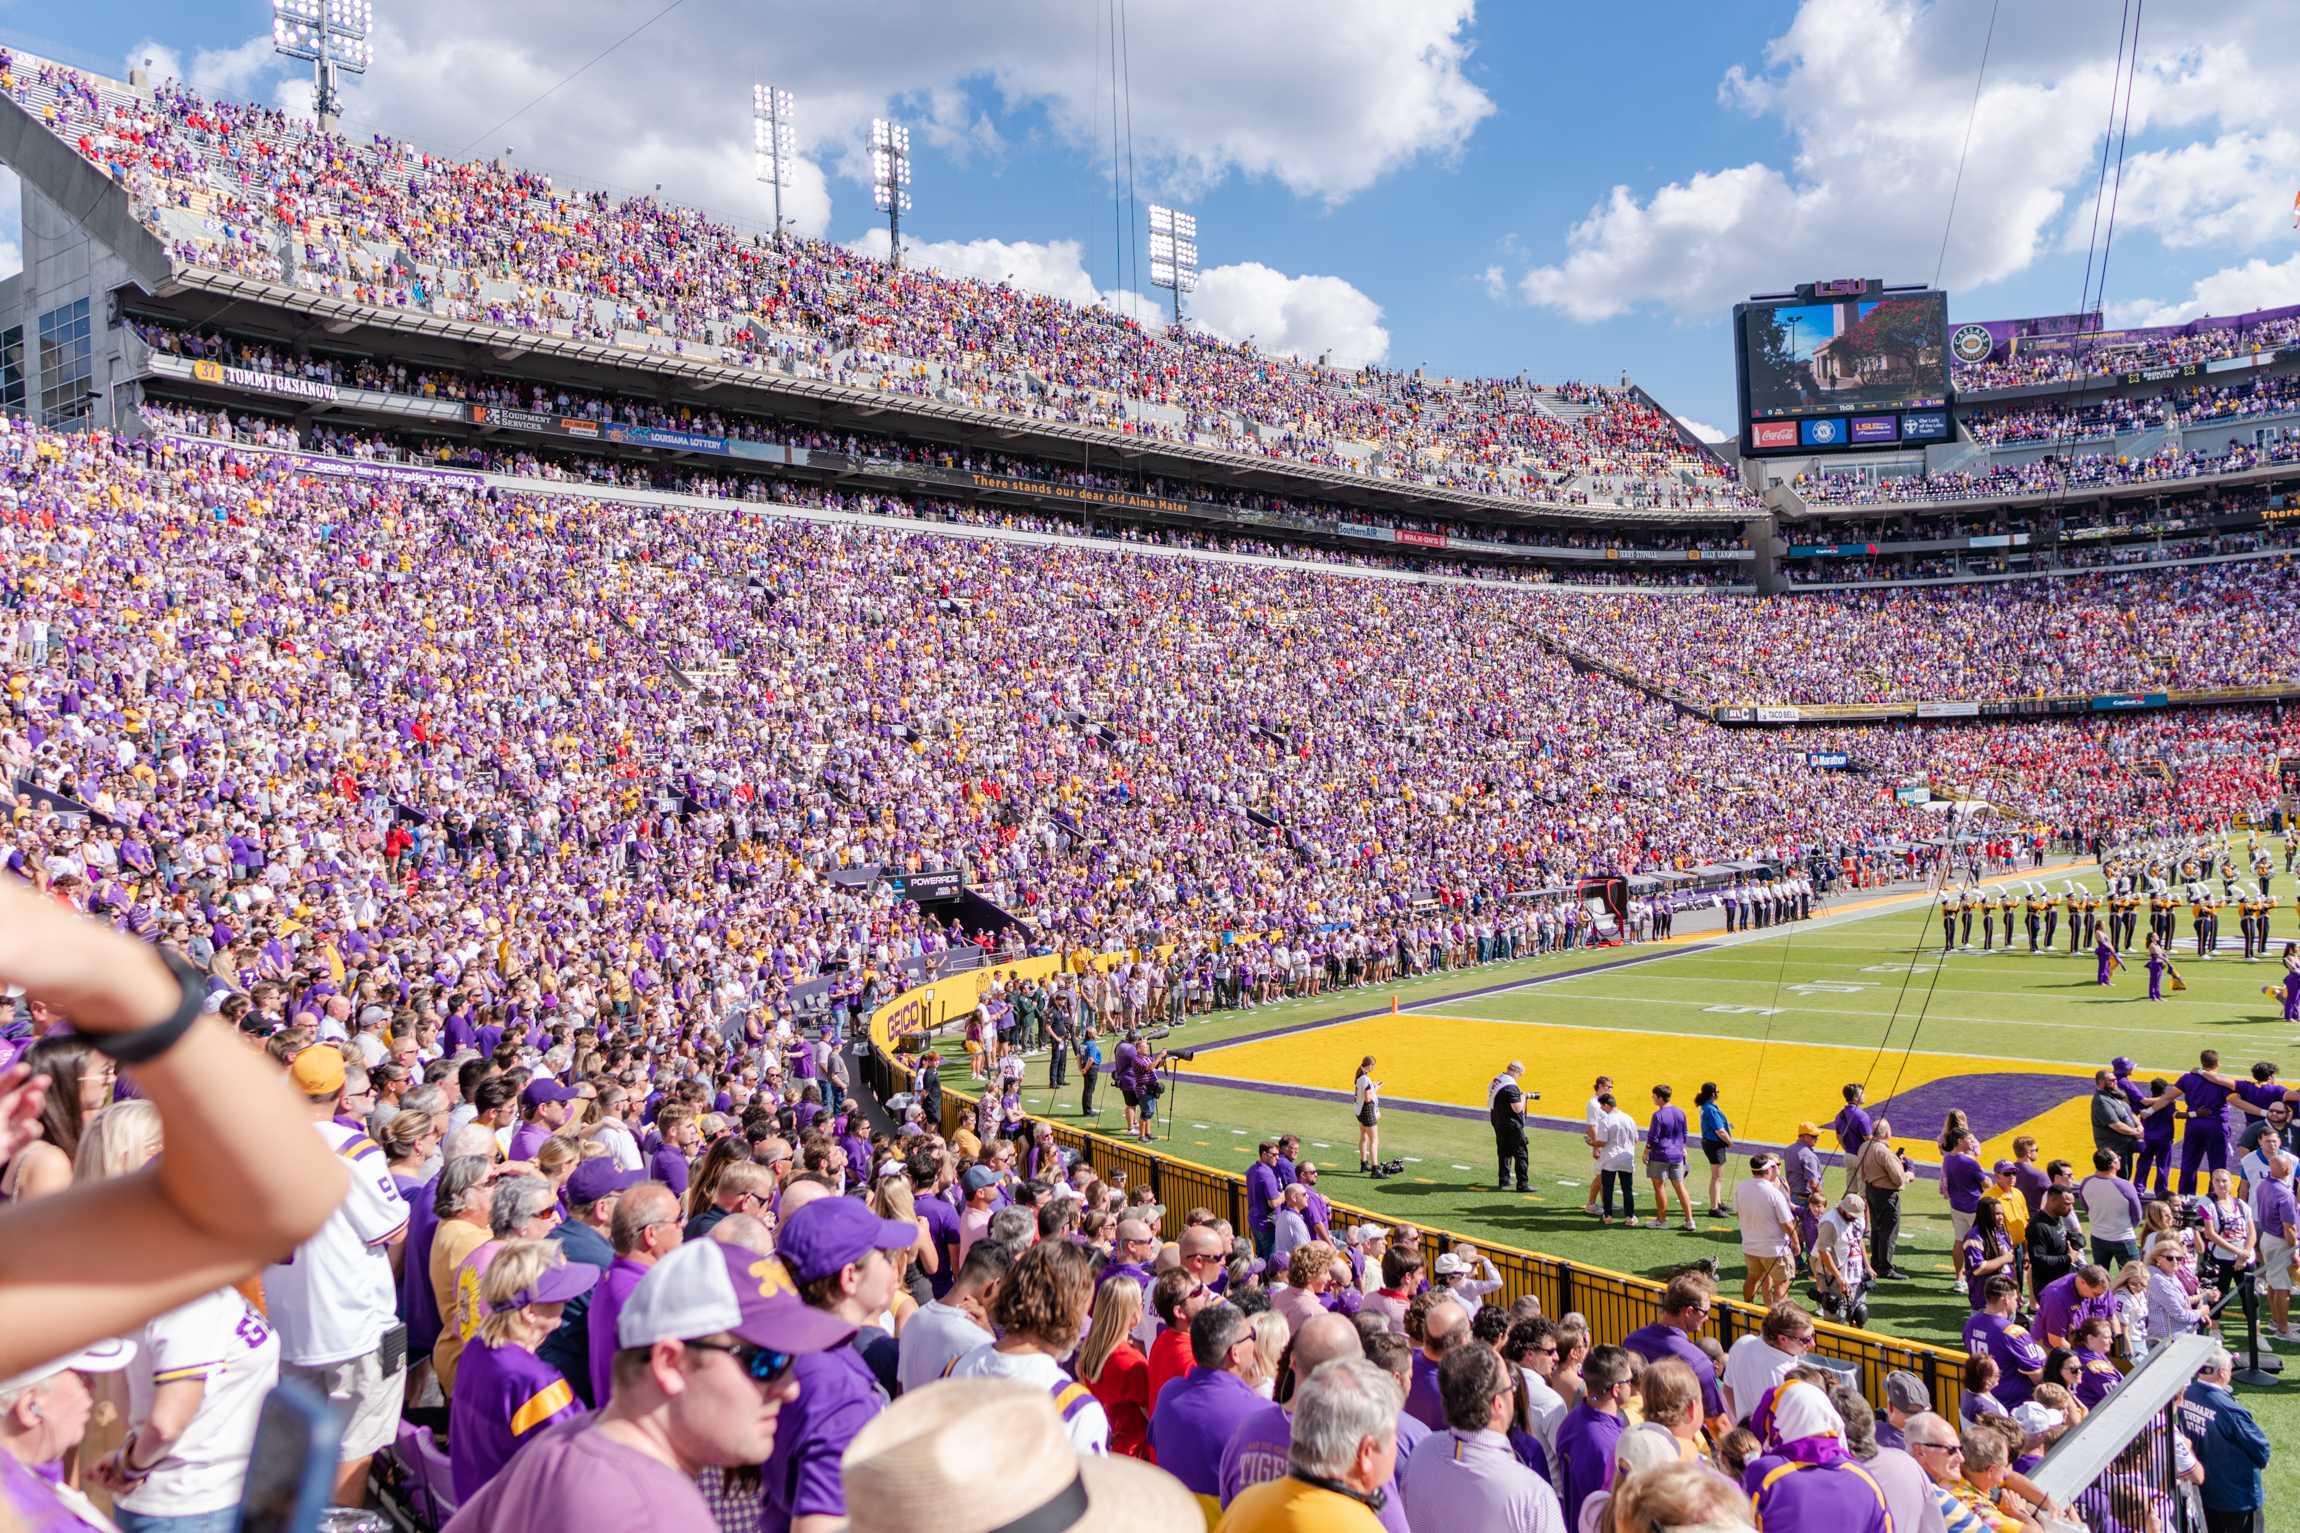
[940,873,2300,1489]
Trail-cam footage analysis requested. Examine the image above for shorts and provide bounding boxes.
[1649,1161,1687,1183]
[285,1343,407,1461]
[2265,1235,2296,1293]
[1702,1142,1729,1166]
[1119,1087,1142,1110]
[1358,1103,1379,1128]
[1744,1253,1791,1293]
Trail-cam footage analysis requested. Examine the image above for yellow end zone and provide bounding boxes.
[1199,1012,2101,1170]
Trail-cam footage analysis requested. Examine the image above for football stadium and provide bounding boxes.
[0,2,2293,1530]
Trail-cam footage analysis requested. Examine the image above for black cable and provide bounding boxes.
[1119,0,1140,319]
[2089,0,2144,334]
[454,0,694,161]
[1107,0,1122,304]
[1932,0,2000,289]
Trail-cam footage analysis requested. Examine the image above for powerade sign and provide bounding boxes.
[1900,411,1952,442]
[885,869,966,902]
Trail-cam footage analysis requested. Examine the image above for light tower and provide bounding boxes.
[870,118,912,269]
[753,84,795,244]
[272,0,371,134]
[1147,204,1198,325]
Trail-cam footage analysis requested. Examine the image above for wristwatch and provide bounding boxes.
[74,947,209,1065]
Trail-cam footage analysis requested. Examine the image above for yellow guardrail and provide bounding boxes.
[865,962,1970,1414]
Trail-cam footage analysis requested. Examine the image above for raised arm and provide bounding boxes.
[0,879,346,1376]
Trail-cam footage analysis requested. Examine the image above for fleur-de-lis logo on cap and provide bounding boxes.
[749,1257,796,1299]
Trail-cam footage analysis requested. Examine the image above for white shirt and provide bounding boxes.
[595,1118,644,1173]
[1595,1109,1640,1173]
[1735,1176,1795,1257]
[896,1300,995,1395]
[262,1121,408,1365]
[1721,1335,1798,1424]
[948,1344,1110,1453]
[1516,1367,1567,1478]
[120,1288,282,1516]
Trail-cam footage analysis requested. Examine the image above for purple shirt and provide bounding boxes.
[2036,1272,2115,1349]
[917,1193,962,1298]
[1245,1160,1282,1234]
[1831,1104,1872,1154]
[440,1412,720,1533]
[1218,1400,1292,1509]
[2255,1176,2300,1241]
[400,1170,447,1357]
[449,1339,584,1503]
[1404,1350,1444,1431]
[1645,1104,1688,1167]
[1748,1457,1893,1533]
[2011,1161,2052,1217]
[1150,1366,1267,1497]
[761,1343,886,1531]
[1942,1152,1986,1214]
[2178,1071,2233,1133]
[1962,1311,2045,1407]
[586,1256,649,1406]
[1554,1403,1625,1531]
[648,1144,691,1198]
[1622,1322,1724,1418]
[507,1121,552,1163]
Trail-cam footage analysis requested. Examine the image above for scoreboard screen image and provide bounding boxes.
[1734,282,1953,455]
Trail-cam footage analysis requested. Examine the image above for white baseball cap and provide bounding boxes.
[0,1337,137,1394]
[617,1239,856,1355]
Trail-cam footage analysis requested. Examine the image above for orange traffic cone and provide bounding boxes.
[1390,994,1399,1015]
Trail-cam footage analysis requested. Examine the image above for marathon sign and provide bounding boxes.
[1806,750,1851,768]
[189,359,340,403]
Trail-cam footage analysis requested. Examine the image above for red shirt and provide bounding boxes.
[1147,1326,1193,1413]
[1086,1342,1152,1460]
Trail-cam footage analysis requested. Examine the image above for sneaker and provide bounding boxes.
[1707,1206,1729,1218]
[1584,1201,1601,1217]
[1646,1218,1669,1230]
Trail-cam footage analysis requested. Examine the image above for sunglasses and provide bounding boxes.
[687,1338,797,1388]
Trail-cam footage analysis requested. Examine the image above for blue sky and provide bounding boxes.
[5,0,2297,438]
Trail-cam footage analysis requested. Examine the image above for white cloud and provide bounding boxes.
[126,35,279,99]
[2112,251,2300,326]
[845,228,1159,321]
[1677,417,1729,443]
[2090,130,2300,253]
[1514,0,2300,322]
[1191,261,1390,368]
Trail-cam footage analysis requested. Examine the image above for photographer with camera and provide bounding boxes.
[1113,1029,1173,1144]
[1488,1062,1536,1194]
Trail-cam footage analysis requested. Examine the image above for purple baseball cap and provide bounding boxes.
[778,1195,923,1286]
[2111,1057,2136,1075]
[488,1260,600,1314]
[566,1159,645,1205]
[521,1078,580,1110]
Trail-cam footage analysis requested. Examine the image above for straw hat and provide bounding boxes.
[840,1379,1201,1533]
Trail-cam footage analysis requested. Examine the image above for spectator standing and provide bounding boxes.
[1151,1303,1271,1510]
[1735,1153,1798,1305]
[1079,1275,1153,1460]
[1720,1302,1815,1425]
[1592,1093,1639,1226]
[1853,1117,1911,1279]
[2091,1069,2144,1169]
[758,1196,920,1533]
[895,1239,1010,1395]
[949,1241,1110,1453]
[1695,1082,1734,1217]
[1643,1084,1694,1231]
[1940,1129,1986,1259]
[1217,1312,1365,1509]
[2078,1149,2143,1269]
[262,1046,410,1508]
[1621,1274,1725,1432]
[587,1182,683,1407]
[1489,1062,1530,1194]
[1400,1344,1564,1533]
[1552,1344,1631,1531]
[448,1241,598,1501]
[1245,1144,1284,1261]
[545,1160,642,1402]
[2254,1155,2298,1341]
[2026,1186,2078,1297]
[2180,1344,2271,1533]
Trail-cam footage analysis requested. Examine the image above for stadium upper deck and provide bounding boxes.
[0,49,1750,521]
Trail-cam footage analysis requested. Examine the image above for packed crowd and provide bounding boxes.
[1545,562,2300,706]
[1951,310,2300,392]
[9,52,1751,513]
[1794,431,2300,507]
[1962,371,2300,447]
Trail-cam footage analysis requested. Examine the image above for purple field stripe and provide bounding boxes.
[1177,1072,1942,1183]
[1193,943,1720,1056]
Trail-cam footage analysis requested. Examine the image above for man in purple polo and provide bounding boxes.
[587,1182,683,1406]
[1245,1142,1283,1261]
[1404,1297,1466,1430]
[759,1195,918,1533]
[2034,1264,2114,1352]
[1149,1301,1268,1503]
[1620,1273,1725,1433]
[1830,1084,1872,1182]
[2176,1050,2242,1194]
[510,1078,578,1162]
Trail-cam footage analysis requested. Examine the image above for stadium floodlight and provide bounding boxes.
[752,84,796,245]
[1147,204,1199,323]
[273,0,372,133]
[870,117,913,268]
